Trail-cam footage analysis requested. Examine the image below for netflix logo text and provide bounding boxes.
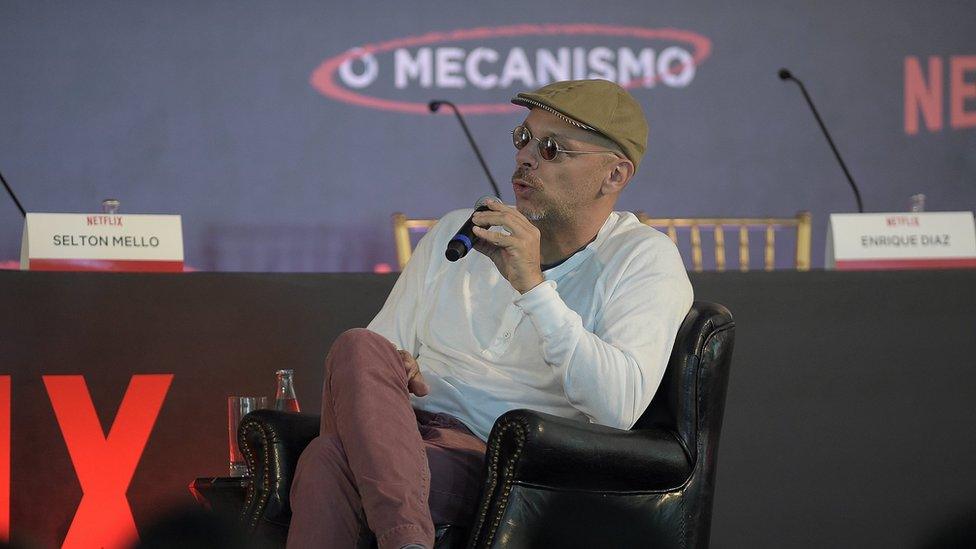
[904,55,976,134]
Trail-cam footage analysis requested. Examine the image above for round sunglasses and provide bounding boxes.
[512,125,617,161]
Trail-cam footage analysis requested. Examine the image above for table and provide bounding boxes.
[2,269,974,547]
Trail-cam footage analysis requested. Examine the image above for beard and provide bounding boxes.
[519,196,577,229]
[514,181,581,231]
[521,208,546,222]
[512,167,553,224]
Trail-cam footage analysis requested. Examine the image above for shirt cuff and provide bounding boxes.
[513,279,572,338]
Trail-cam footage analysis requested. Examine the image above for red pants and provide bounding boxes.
[287,329,487,549]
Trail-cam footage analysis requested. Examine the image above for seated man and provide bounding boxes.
[287,79,693,549]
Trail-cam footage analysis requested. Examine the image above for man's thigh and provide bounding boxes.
[416,411,487,526]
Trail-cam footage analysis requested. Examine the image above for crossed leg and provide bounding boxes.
[287,329,485,549]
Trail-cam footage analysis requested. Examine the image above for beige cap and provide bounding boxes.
[512,79,648,171]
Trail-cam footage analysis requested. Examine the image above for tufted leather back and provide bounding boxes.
[239,410,320,542]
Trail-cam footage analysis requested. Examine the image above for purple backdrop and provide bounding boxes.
[1,1,974,272]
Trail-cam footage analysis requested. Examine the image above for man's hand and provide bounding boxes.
[471,200,545,294]
[397,349,429,396]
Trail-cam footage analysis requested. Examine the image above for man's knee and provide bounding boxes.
[326,328,399,381]
[329,329,394,359]
[335,327,382,344]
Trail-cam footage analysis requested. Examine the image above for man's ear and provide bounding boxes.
[601,158,635,196]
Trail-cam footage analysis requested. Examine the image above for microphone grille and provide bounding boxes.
[778,68,793,81]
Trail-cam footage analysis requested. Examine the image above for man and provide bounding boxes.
[287,79,692,549]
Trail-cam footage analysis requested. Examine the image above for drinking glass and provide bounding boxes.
[228,396,269,476]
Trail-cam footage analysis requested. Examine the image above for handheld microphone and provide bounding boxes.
[428,100,502,199]
[1,168,26,217]
[446,195,498,262]
[779,68,865,213]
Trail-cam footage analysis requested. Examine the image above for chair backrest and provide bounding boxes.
[394,211,812,272]
[636,301,735,455]
[634,301,735,547]
[637,212,812,272]
[392,213,438,270]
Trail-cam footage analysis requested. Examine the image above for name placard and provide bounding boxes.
[21,213,184,272]
[826,212,976,270]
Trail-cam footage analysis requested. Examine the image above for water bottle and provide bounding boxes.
[274,369,301,412]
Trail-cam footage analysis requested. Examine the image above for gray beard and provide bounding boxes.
[520,205,575,232]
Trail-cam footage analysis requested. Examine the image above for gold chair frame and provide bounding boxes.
[636,212,812,272]
[392,213,437,270]
[393,211,812,272]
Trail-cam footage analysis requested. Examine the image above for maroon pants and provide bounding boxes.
[287,329,487,549]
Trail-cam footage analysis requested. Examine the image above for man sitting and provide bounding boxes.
[287,79,693,549]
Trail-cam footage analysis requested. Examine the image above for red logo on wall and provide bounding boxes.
[310,24,713,114]
[0,375,172,547]
[904,55,976,134]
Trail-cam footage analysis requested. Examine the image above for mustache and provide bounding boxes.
[512,168,542,188]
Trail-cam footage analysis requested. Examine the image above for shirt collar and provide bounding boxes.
[543,212,618,280]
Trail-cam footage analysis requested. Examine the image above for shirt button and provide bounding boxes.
[503,332,511,339]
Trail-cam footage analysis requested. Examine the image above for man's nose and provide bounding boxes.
[515,142,538,169]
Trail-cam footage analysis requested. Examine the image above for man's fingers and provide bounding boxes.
[486,200,533,229]
[484,199,517,213]
[472,225,512,246]
[398,349,418,378]
[472,210,514,224]
[473,209,530,231]
[405,362,428,396]
[397,349,429,396]
[397,349,411,364]
[408,373,429,397]
[472,212,512,233]
[471,237,498,258]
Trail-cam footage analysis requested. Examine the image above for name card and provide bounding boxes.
[21,213,184,272]
[826,212,976,270]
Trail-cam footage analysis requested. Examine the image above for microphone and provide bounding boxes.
[446,195,498,262]
[428,100,502,198]
[779,68,864,213]
[1,167,26,217]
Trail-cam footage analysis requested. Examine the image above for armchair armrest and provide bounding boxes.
[483,409,692,492]
[238,409,321,532]
[470,409,694,548]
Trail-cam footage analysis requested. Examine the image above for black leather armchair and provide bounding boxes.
[238,301,734,548]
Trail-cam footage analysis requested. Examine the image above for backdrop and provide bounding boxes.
[1,1,974,271]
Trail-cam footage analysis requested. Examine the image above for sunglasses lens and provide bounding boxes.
[540,137,558,160]
[513,126,530,149]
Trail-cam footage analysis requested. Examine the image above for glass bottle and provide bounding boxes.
[274,369,301,412]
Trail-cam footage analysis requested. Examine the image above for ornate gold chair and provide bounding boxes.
[393,211,813,272]
[636,212,812,272]
[392,213,437,270]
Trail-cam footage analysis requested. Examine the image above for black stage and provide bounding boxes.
[2,269,974,547]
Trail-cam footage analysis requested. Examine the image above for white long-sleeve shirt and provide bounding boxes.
[368,209,693,440]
